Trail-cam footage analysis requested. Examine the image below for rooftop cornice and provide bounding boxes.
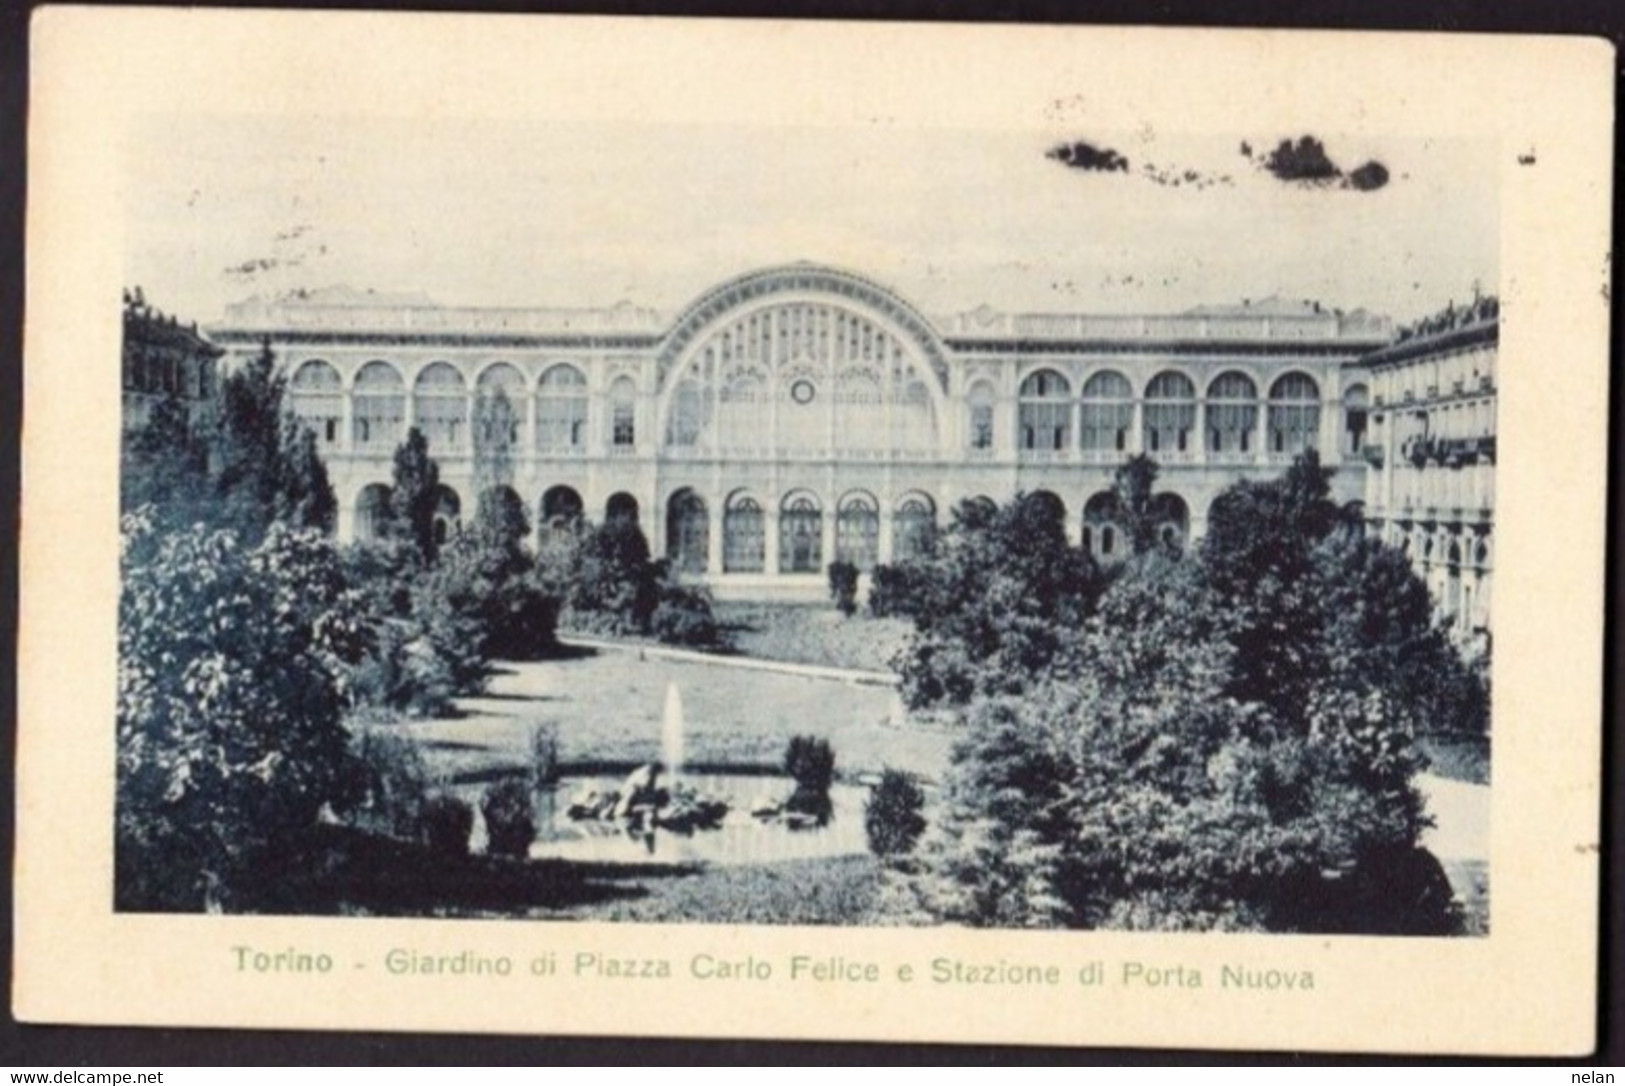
[1360,320,1499,369]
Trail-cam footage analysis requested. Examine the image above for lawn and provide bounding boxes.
[395,648,955,789]
[711,601,914,673]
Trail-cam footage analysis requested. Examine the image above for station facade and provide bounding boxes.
[209,264,1394,599]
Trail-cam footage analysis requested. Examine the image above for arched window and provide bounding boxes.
[430,485,462,546]
[539,485,584,542]
[610,376,637,448]
[289,360,343,447]
[606,492,639,527]
[835,491,880,571]
[352,361,405,451]
[355,483,393,542]
[1144,371,1197,455]
[1205,371,1259,455]
[414,362,468,454]
[1150,493,1190,550]
[723,493,765,573]
[537,364,588,451]
[780,492,823,573]
[667,489,709,574]
[475,364,525,455]
[966,381,995,450]
[1024,490,1067,528]
[1268,373,1321,455]
[1079,371,1133,452]
[1083,491,1119,562]
[1019,369,1072,451]
[1344,382,1370,454]
[894,493,937,562]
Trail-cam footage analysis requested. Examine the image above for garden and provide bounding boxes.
[115,339,1490,933]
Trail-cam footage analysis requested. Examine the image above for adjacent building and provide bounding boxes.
[121,288,223,433]
[206,264,1396,599]
[1358,295,1498,653]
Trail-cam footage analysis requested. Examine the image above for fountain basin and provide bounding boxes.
[525,772,870,866]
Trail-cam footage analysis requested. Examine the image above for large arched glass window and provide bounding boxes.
[414,362,468,454]
[966,381,995,450]
[835,491,881,571]
[723,493,766,573]
[610,376,638,448]
[1205,371,1259,455]
[1144,371,1197,455]
[667,489,709,573]
[780,492,824,573]
[1019,369,1072,451]
[834,364,885,449]
[894,493,937,562]
[1079,370,1133,452]
[536,364,588,451]
[717,367,769,451]
[289,359,343,447]
[352,361,405,451]
[1268,372,1321,455]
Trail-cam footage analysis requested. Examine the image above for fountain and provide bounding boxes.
[542,684,867,865]
[662,681,685,785]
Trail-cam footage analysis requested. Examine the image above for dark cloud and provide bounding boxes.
[1243,134,1390,193]
[224,257,279,278]
[1045,140,1129,172]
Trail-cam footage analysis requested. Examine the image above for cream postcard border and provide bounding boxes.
[16,9,1613,1055]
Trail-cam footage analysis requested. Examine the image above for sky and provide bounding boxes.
[125,115,1499,329]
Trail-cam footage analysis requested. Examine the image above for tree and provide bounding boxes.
[116,516,356,910]
[121,392,210,533]
[207,338,287,539]
[388,428,441,564]
[273,420,337,535]
[571,517,661,632]
[1109,453,1163,556]
[894,492,1102,707]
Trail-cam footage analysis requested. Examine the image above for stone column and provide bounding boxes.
[765,506,781,576]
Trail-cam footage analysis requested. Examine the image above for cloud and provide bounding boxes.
[1243,135,1391,193]
[1045,140,1129,173]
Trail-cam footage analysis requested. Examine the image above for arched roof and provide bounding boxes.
[655,263,951,392]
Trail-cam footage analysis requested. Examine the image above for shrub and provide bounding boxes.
[421,794,474,857]
[529,720,562,788]
[784,735,836,820]
[116,519,354,911]
[571,518,660,632]
[864,770,927,857]
[868,562,935,619]
[343,728,434,840]
[481,778,536,859]
[827,560,859,617]
[651,582,722,647]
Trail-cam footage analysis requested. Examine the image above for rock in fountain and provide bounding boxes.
[566,682,730,832]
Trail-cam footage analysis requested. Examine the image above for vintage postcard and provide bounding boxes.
[15,8,1612,1055]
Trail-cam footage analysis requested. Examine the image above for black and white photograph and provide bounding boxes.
[15,10,1609,1054]
[113,115,1497,935]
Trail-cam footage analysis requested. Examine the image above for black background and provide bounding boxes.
[0,0,1619,1066]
